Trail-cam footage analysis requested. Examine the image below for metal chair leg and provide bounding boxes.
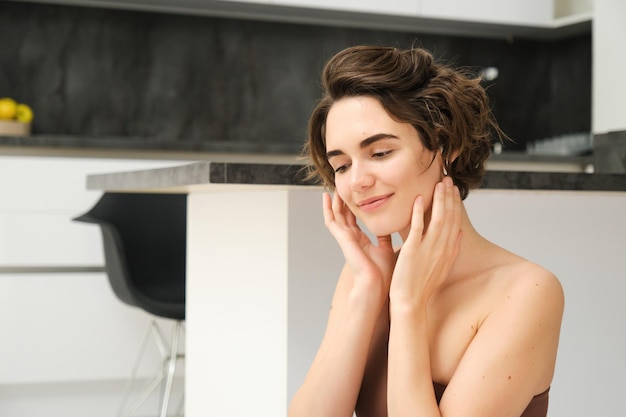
[118,319,184,417]
[118,322,155,417]
[160,320,181,417]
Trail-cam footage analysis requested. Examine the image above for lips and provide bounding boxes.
[356,193,393,212]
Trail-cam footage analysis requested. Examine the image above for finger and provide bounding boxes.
[442,177,456,239]
[323,192,350,243]
[427,181,446,237]
[333,192,361,233]
[426,179,456,254]
[344,202,359,229]
[435,182,462,268]
[324,192,358,247]
[452,185,462,236]
[408,195,425,243]
[331,191,348,226]
[322,192,335,226]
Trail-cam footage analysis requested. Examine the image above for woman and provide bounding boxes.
[289,45,564,417]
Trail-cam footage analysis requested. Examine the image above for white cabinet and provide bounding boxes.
[421,0,554,26]
[237,0,560,26]
[12,0,591,38]
[593,0,626,134]
[219,0,589,36]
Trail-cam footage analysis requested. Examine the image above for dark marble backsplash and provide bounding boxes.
[0,1,591,153]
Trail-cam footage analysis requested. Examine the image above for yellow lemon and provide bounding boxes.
[15,103,34,124]
[0,97,17,120]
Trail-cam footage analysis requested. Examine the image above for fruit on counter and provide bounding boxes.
[0,97,34,123]
[0,97,17,120]
[15,103,34,123]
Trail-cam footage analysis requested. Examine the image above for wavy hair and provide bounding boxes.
[303,45,505,200]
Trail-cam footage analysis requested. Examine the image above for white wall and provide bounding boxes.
[593,0,626,134]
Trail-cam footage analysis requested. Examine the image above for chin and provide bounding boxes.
[360,219,406,238]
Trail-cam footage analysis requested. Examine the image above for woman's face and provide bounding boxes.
[325,96,442,239]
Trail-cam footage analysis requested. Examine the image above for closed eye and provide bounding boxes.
[372,150,392,159]
[334,163,350,174]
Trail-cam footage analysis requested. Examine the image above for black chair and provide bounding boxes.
[74,192,187,417]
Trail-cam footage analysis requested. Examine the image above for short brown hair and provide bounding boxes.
[303,45,505,200]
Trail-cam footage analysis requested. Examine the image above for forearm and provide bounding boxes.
[387,302,440,417]
[289,284,385,417]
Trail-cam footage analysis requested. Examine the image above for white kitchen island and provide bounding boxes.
[85,161,626,417]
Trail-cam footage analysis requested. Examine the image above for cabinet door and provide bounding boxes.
[422,0,554,26]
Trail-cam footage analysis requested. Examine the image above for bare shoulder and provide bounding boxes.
[470,255,564,394]
[478,251,565,341]
[487,257,565,361]
[502,258,564,311]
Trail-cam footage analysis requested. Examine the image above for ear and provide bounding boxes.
[439,144,460,163]
[449,149,461,163]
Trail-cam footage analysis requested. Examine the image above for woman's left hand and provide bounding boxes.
[390,176,463,307]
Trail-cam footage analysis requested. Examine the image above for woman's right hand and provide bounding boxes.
[289,192,395,417]
[322,192,396,297]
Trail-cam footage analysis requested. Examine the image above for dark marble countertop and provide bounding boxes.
[86,161,626,193]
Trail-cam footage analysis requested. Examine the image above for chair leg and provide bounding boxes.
[118,322,157,417]
[160,320,182,417]
[118,319,185,417]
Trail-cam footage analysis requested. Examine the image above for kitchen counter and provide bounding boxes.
[0,132,614,176]
[85,161,626,193]
[6,132,625,189]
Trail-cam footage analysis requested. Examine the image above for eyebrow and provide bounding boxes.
[326,133,399,159]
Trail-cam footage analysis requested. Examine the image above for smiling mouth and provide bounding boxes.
[357,194,393,211]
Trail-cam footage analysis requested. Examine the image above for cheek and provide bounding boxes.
[399,168,437,211]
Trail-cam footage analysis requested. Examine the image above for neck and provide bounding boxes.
[399,201,493,284]
[448,203,495,282]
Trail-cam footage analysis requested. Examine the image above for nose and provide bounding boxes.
[350,161,374,190]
